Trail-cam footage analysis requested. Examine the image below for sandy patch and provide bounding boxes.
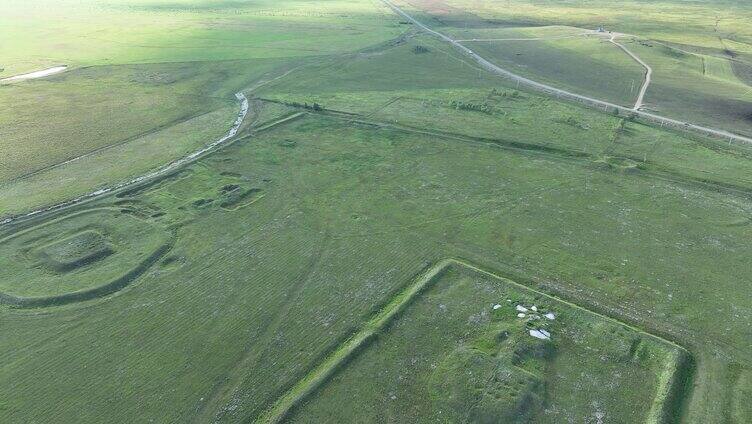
[1,66,67,83]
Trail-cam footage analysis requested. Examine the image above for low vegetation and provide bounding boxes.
[2,107,750,421]
[1,1,752,423]
[281,260,686,423]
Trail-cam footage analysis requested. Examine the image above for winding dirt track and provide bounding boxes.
[608,34,652,110]
[0,64,312,228]
[381,0,752,144]
[2,6,751,227]
[0,92,249,227]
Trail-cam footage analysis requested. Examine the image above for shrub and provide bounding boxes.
[449,100,493,114]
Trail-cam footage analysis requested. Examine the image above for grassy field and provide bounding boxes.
[0,105,237,216]
[0,0,403,75]
[440,0,752,48]
[259,34,752,193]
[393,0,752,136]
[283,260,686,423]
[0,0,403,217]
[3,1,752,424]
[0,208,172,301]
[2,62,231,181]
[457,31,646,106]
[1,106,751,422]
[627,40,752,136]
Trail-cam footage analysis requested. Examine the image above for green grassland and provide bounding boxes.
[0,0,402,75]
[2,1,752,424]
[394,0,752,135]
[456,31,646,107]
[703,55,738,83]
[258,34,752,192]
[441,0,752,49]
[0,0,404,218]
[0,105,237,216]
[446,25,590,41]
[0,208,172,302]
[284,260,686,423]
[1,62,228,181]
[2,105,752,422]
[626,40,752,136]
[0,59,289,217]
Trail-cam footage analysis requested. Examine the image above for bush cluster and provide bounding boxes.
[449,100,493,114]
[284,101,323,111]
[490,88,522,98]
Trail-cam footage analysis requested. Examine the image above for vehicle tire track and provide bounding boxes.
[194,228,332,424]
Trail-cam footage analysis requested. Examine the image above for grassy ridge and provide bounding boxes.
[646,349,694,424]
[0,237,174,309]
[0,208,172,298]
[286,259,688,423]
[256,260,451,423]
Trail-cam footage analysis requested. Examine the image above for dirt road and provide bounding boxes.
[380,0,752,145]
[0,92,249,226]
[609,34,652,110]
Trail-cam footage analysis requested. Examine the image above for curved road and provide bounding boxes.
[0,93,249,227]
[609,34,652,110]
[381,0,752,145]
[2,9,751,226]
[0,65,310,227]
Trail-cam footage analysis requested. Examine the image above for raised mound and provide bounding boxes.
[220,187,263,210]
[35,230,114,272]
[0,208,172,305]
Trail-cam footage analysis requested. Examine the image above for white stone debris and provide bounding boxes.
[544,312,556,320]
[0,66,67,83]
[531,305,538,312]
[529,329,551,340]
[516,305,528,313]
[493,304,502,310]
[517,313,526,318]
